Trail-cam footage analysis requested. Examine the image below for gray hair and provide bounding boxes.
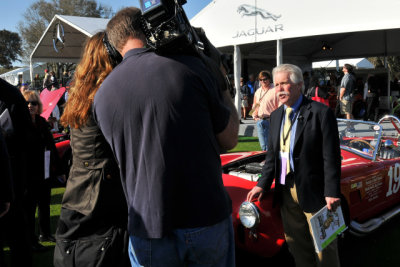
[272,64,305,91]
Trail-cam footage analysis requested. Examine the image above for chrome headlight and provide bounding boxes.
[239,201,260,229]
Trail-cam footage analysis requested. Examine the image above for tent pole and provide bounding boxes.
[234,45,242,117]
[30,58,33,84]
[276,39,282,66]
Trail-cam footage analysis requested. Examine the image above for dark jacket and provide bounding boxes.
[0,78,33,199]
[306,86,329,99]
[54,113,129,267]
[0,130,13,203]
[241,84,251,97]
[61,113,126,225]
[257,96,341,213]
[29,114,63,185]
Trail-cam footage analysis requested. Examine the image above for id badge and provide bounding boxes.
[44,150,50,179]
[279,151,289,185]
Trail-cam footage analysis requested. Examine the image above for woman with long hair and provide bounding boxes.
[53,31,129,267]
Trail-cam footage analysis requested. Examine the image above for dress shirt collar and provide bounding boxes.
[284,94,303,115]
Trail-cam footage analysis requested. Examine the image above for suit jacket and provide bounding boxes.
[257,96,341,213]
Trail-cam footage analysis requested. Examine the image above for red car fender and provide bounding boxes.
[223,173,285,257]
[55,140,70,159]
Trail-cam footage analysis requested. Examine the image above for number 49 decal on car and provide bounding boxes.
[387,163,400,197]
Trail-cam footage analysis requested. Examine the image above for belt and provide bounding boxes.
[262,116,270,120]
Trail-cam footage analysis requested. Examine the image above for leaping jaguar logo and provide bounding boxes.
[237,4,281,21]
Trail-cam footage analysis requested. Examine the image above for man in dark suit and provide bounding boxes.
[247,64,341,267]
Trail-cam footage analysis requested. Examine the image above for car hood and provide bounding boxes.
[220,151,264,166]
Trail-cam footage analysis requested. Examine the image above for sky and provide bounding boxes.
[0,0,212,32]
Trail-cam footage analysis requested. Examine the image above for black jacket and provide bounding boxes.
[0,78,33,199]
[61,113,126,224]
[29,114,63,184]
[55,114,129,267]
[241,84,251,96]
[0,130,13,203]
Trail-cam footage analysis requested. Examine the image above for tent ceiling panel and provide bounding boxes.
[219,28,400,63]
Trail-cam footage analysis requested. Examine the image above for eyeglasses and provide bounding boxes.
[27,101,38,106]
[260,78,270,82]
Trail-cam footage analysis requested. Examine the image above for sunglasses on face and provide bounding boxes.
[27,101,38,106]
[260,78,270,82]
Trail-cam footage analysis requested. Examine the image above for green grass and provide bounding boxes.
[229,136,261,152]
[33,187,65,267]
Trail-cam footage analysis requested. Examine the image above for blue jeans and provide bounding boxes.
[257,119,270,151]
[128,216,235,267]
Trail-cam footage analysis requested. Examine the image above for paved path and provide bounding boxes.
[239,118,257,137]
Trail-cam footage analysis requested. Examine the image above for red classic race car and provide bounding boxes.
[53,131,71,180]
[221,115,400,257]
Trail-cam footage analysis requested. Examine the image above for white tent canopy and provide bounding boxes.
[191,0,400,113]
[0,64,46,86]
[191,0,400,60]
[30,15,109,63]
[29,15,109,83]
[312,58,374,70]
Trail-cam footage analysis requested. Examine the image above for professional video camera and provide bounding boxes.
[139,0,200,53]
[139,0,235,97]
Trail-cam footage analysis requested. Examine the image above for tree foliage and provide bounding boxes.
[368,56,400,79]
[17,0,112,60]
[0,30,22,68]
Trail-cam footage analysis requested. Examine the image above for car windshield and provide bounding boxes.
[338,116,400,161]
[338,119,382,160]
[379,115,400,138]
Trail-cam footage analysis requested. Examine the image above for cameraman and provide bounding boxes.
[93,7,238,267]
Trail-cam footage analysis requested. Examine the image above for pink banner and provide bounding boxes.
[40,87,66,120]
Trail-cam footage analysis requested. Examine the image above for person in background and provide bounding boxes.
[43,69,52,90]
[339,64,356,120]
[246,73,256,116]
[306,76,330,101]
[240,77,250,121]
[19,83,29,94]
[61,71,69,87]
[50,71,59,89]
[0,78,33,267]
[364,75,380,121]
[33,74,41,91]
[22,90,65,250]
[94,7,238,267]
[247,64,341,267]
[54,31,129,267]
[302,71,310,95]
[46,82,62,132]
[48,103,60,132]
[252,70,280,151]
